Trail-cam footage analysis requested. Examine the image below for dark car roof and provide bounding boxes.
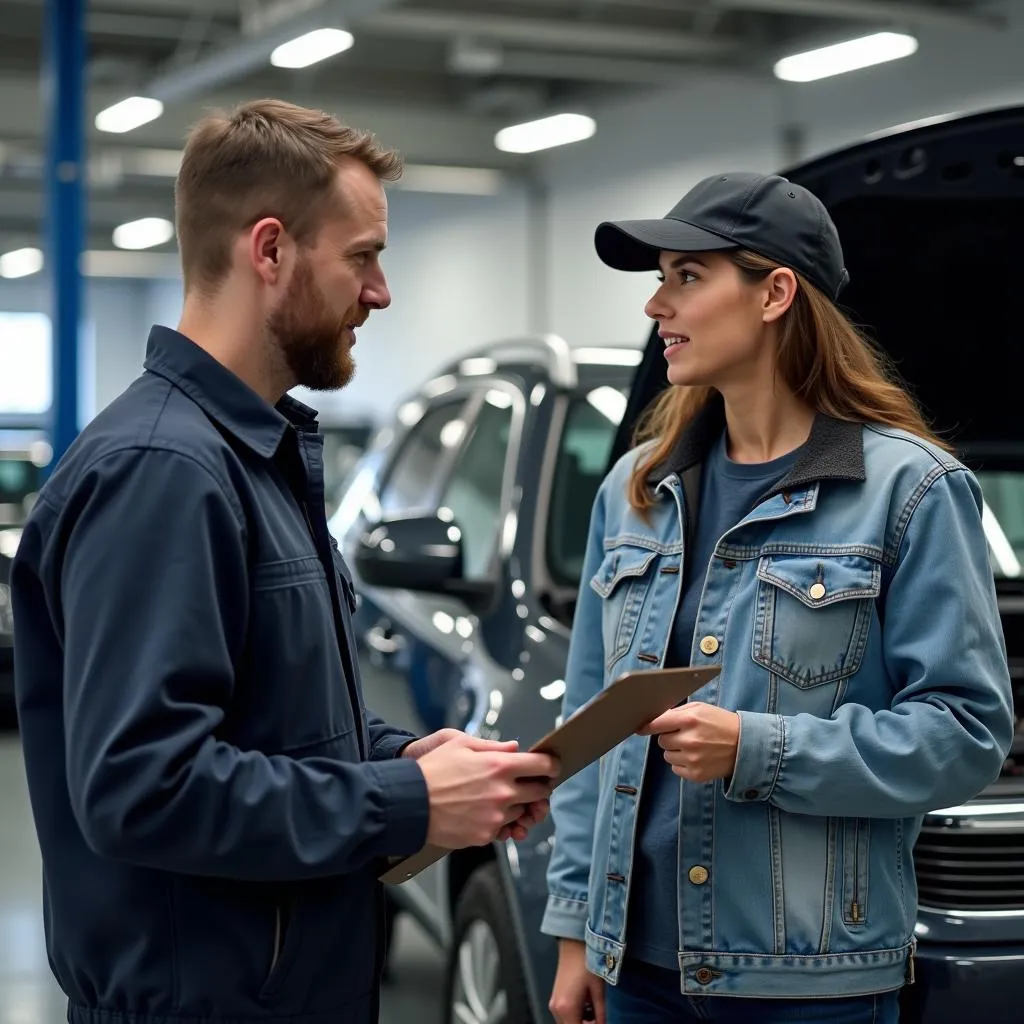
[615,104,1024,464]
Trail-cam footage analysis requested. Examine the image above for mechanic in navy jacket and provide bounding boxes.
[10,99,557,1024]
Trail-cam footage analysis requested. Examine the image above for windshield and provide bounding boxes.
[978,470,1024,581]
[547,384,630,587]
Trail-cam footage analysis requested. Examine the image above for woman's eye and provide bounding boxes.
[680,271,697,284]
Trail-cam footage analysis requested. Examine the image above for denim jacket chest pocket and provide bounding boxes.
[752,552,881,688]
[590,543,661,670]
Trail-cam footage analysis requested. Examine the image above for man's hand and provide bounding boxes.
[404,729,552,843]
[418,738,559,850]
[638,702,740,782]
[400,728,467,761]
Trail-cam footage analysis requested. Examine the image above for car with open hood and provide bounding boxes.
[334,105,1024,1024]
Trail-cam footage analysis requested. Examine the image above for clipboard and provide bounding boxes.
[379,664,721,884]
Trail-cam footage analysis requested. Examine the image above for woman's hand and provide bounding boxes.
[549,939,605,1024]
[639,701,740,782]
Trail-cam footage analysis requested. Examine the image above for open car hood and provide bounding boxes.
[614,105,1024,466]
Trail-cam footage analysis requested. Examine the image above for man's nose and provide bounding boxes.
[362,271,391,311]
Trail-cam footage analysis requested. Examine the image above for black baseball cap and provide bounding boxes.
[595,171,849,300]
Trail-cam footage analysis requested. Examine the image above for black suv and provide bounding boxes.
[340,107,1024,1024]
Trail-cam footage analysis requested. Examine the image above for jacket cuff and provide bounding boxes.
[367,756,431,858]
[724,711,785,804]
[372,731,418,761]
[540,895,589,941]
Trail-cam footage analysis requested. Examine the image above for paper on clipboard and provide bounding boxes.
[379,664,721,885]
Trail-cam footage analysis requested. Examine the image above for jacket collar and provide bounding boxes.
[143,326,320,459]
[647,390,866,500]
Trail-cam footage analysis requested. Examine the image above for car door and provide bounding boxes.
[348,393,474,739]
[347,381,525,930]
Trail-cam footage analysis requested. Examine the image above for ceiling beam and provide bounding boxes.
[452,46,696,85]
[87,11,236,42]
[143,0,404,106]
[709,0,1004,32]
[0,72,525,170]
[0,186,173,229]
[365,8,741,57]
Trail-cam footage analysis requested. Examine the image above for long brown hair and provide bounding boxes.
[628,249,951,513]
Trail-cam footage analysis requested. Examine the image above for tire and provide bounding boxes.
[443,862,533,1024]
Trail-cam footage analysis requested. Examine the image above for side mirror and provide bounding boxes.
[354,513,493,609]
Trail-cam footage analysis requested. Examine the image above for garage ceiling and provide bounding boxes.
[0,0,1004,274]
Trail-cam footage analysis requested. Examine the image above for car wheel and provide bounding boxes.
[444,862,532,1024]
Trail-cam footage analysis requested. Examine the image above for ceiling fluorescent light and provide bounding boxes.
[270,28,354,68]
[774,32,918,83]
[112,217,175,251]
[130,148,183,178]
[495,113,595,154]
[83,250,181,279]
[95,96,164,134]
[395,164,505,196]
[0,247,44,279]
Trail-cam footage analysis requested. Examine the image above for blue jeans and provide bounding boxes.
[605,959,900,1023]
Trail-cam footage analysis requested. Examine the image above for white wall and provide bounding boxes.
[142,185,536,423]
[0,276,149,427]
[537,1,1024,347]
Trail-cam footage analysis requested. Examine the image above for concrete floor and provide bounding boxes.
[0,731,445,1024]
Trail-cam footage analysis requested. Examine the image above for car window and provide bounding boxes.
[378,398,470,517]
[438,392,515,581]
[977,470,1024,580]
[547,385,630,587]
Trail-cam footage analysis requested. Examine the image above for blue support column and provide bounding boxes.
[44,0,86,466]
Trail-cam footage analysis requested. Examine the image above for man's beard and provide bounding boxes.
[267,258,357,392]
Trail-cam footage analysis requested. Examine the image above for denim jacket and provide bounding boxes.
[541,398,1014,999]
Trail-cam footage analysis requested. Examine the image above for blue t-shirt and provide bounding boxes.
[625,430,801,969]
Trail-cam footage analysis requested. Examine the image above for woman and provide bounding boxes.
[541,172,1014,1024]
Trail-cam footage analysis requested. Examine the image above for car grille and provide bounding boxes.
[915,811,1024,911]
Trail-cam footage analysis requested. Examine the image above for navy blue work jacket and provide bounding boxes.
[11,326,429,1024]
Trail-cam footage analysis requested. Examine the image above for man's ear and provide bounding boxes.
[248,218,290,285]
[762,267,798,324]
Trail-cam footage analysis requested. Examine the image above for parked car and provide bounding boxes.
[0,430,49,719]
[333,104,1024,1024]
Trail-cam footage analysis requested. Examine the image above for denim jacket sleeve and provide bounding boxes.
[727,466,1015,817]
[540,476,609,941]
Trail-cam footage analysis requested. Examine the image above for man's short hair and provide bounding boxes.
[174,98,402,296]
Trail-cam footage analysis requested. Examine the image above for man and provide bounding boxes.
[11,99,558,1024]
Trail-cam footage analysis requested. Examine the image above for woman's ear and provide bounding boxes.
[762,267,798,323]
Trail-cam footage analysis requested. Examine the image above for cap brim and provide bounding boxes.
[595,218,737,271]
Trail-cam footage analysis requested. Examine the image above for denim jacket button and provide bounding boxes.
[695,967,714,985]
[688,865,709,885]
[699,635,719,656]
[809,582,826,600]
[604,953,616,970]
[744,788,760,800]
